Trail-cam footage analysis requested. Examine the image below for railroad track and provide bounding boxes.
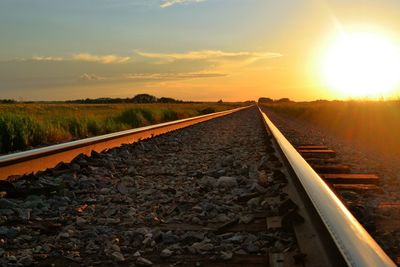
[0,106,248,180]
[260,105,400,265]
[0,106,396,266]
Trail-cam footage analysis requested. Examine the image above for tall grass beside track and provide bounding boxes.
[261,100,400,157]
[0,103,239,154]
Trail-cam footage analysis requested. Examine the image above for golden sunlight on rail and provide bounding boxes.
[322,31,400,98]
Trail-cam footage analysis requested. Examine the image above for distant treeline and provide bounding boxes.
[0,94,199,105]
[258,97,292,103]
[0,99,17,104]
[66,94,187,104]
[258,97,400,104]
[259,98,343,103]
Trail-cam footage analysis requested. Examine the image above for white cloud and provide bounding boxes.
[80,73,106,81]
[31,56,64,61]
[124,72,226,80]
[73,53,130,64]
[78,72,226,82]
[160,0,206,8]
[136,50,282,62]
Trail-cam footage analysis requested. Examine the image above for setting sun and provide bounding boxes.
[323,31,400,97]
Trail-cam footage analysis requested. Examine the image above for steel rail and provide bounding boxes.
[258,107,395,267]
[0,105,250,180]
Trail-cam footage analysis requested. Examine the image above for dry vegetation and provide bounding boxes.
[261,100,400,157]
[0,103,240,154]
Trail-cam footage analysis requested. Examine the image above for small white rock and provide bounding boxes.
[111,251,125,262]
[221,251,233,260]
[76,217,87,225]
[137,256,153,266]
[160,248,173,258]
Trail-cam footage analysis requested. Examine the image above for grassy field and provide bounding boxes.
[261,100,400,157]
[0,103,241,154]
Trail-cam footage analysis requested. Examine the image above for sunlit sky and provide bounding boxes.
[1,0,400,101]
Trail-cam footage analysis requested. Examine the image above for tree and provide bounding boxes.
[275,98,291,103]
[258,97,273,103]
[158,97,177,103]
[132,94,157,103]
[0,99,17,104]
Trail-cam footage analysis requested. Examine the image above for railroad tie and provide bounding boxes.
[332,184,381,192]
[320,173,380,185]
[311,164,351,174]
[298,149,336,159]
[297,145,329,150]
[269,252,306,267]
[297,145,380,187]
[304,157,339,165]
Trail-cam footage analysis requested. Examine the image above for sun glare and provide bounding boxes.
[323,31,400,98]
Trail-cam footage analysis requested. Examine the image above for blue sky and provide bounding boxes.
[0,0,299,57]
[1,0,400,100]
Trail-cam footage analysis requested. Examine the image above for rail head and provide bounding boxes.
[258,106,395,267]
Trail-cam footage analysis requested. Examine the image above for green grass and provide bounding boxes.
[0,103,240,154]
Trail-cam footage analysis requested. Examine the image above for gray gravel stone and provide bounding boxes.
[245,243,259,253]
[220,251,233,260]
[0,226,17,238]
[0,198,17,208]
[181,232,205,244]
[76,217,87,225]
[137,256,153,266]
[162,232,179,244]
[199,176,217,187]
[160,248,173,258]
[189,241,214,253]
[111,251,125,262]
[17,255,33,266]
[216,176,238,188]
[16,209,31,221]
